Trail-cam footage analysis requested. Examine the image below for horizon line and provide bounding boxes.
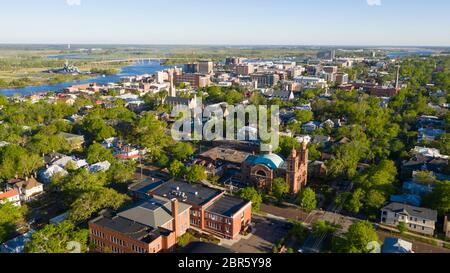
[0,43,450,49]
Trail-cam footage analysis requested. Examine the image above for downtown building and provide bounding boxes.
[174,73,211,88]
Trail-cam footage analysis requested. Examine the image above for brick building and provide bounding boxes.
[89,196,191,253]
[129,180,252,240]
[241,143,308,194]
[174,73,211,88]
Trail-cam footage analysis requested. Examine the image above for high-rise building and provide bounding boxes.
[251,73,280,88]
[198,60,214,74]
[225,57,244,65]
[235,64,254,76]
[335,73,349,85]
[174,73,211,88]
[184,63,199,74]
[323,66,338,74]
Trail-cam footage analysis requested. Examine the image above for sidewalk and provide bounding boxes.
[378,224,450,248]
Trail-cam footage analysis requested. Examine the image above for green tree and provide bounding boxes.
[57,169,108,204]
[272,178,289,203]
[275,136,300,158]
[295,110,314,124]
[332,221,379,253]
[169,142,194,161]
[107,161,136,184]
[423,181,450,215]
[297,188,317,210]
[169,160,186,178]
[398,222,408,234]
[312,221,341,237]
[86,143,115,164]
[186,164,207,183]
[414,171,437,185]
[27,132,70,155]
[131,113,169,158]
[24,221,89,253]
[0,202,27,243]
[336,189,364,214]
[68,188,130,223]
[0,144,44,180]
[83,117,116,142]
[239,187,263,212]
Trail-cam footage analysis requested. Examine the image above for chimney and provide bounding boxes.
[171,198,181,237]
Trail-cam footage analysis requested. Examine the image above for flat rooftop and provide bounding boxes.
[199,147,251,165]
[151,180,223,207]
[206,195,250,217]
[129,178,165,194]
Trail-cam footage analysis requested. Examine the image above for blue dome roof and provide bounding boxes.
[252,154,285,170]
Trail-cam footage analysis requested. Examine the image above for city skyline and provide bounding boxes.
[1,0,450,46]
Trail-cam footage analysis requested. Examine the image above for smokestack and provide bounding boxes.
[171,198,180,237]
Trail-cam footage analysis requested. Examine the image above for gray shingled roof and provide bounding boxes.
[118,196,191,228]
[382,202,438,221]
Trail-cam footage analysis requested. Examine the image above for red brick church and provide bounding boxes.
[240,142,308,194]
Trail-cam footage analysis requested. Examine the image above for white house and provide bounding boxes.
[7,177,44,202]
[0,189,21,206]
[88,161,112,173]
[40,165,69,184]
[381,202,438,236]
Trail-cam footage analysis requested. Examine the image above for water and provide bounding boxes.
[0,60,169,97]
[386,51,434,58]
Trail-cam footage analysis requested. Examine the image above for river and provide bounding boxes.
[0,60,169,97]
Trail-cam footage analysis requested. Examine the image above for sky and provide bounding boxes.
[0,0,449,46]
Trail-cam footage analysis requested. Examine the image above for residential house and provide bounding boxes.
[302,121,320,134]
[40,165,69,184]
[114,145,141,160]
[6,177,44,202]
[380,202,438,236]
[0,189,21,206]
[59,133,85,150]
[266,90,295,101]
[401,147,449,178]
[88,161,111,173]
[418,128,445,143]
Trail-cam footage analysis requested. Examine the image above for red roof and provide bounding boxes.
[0,189,19,199]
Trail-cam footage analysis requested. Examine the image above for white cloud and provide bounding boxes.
[66,0,81,6]
[367,0,382,6]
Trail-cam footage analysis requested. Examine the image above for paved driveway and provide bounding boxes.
[229,215,291,253]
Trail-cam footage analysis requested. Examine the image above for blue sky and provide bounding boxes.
[0,0,449,46]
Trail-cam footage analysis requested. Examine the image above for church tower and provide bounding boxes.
[286,142,309,194]
[168,69,176,97]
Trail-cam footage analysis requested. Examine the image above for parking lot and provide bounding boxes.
[229,215,292,253]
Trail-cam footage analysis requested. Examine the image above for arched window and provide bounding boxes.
[256,170,267,177]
